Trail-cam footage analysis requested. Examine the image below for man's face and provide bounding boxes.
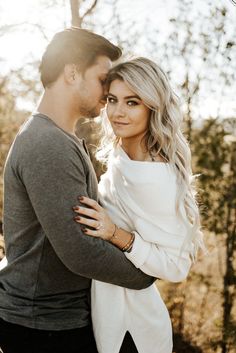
[76,55,112,118]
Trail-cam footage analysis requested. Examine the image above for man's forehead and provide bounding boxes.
[95,56,112,73]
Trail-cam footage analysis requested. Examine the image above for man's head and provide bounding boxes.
[39,28,122,118]
[40,28,121,88]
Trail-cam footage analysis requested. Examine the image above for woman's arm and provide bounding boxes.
[124,232,192,282]
[74,197,192,283]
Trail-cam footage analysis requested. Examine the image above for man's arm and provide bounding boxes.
[19,133,154,289]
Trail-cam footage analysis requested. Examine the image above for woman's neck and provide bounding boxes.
[120,138,150,161]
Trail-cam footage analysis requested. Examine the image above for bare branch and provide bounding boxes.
[82,0,98,21]
[0,23,49,41]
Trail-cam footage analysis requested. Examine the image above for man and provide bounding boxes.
[0,28,154,353]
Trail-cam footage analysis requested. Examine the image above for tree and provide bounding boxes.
[0,77,27,261]
[193,118,236,352]
[70,0,98,27]
[145,1,236,143]
[0,78,26,220]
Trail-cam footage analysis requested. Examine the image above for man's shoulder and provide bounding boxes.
[18,114,66,143]
[9,114,86,168]
[15,114,79,153]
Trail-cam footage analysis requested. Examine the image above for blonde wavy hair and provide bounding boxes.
[97,57,204,258]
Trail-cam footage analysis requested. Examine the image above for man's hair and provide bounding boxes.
[39,28,122,88]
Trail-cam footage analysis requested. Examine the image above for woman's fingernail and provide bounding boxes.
[83,228,88,233]
[72,206,79,211]
[74,216,81,221]
[78,196,84,201]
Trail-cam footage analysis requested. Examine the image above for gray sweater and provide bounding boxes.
[0,114,153,330]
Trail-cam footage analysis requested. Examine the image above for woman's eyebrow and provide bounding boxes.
[108,93,140,100]
[124,95,140,99]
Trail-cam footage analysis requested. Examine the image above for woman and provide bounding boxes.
[73,57,204,353]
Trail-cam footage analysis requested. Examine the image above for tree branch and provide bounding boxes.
[81,0,98,21]
[0,23,49,41]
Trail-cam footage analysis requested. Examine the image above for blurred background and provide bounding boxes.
[0,0,235,352]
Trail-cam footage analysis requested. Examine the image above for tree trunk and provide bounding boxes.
[70,0,82,27]
[221,219,235,352]
[221,144,236,353]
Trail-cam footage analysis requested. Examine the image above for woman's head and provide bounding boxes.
[98,57,204,256]
[105,57,182,160]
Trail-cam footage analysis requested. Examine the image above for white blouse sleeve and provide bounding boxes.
[125,231,192,283]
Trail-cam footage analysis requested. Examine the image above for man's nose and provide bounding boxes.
[100,95,107,105]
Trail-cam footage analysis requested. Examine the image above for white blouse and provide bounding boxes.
[91,146,193,353]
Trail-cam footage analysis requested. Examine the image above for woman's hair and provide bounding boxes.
[97,57,204,258]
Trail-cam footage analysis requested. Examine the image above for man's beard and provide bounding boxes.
[78,103,101,119]
[76,89,101,118]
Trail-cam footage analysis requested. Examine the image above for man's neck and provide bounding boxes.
[37,90,80,136]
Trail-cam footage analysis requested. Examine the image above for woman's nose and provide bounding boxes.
[113,103,125,117]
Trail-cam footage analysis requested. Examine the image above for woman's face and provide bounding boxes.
[106,79,150,142]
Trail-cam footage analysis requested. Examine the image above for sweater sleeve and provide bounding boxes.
[18,132,154,290]
[105,147,192,283]
[125,231,192,283]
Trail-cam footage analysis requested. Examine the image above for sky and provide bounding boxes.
[0,0,176,71]
[0,0,235,118]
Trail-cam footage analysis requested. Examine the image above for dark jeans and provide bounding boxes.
[119,331,139,353]
[0,317,98,353]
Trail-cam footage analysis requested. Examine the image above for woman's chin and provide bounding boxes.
[112,130,129,139]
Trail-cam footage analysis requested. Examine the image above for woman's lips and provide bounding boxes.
[113,122,129,126]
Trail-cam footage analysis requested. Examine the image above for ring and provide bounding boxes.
[96,223,101,230]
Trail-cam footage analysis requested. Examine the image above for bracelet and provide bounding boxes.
[108,224,119,241]
[122,232,135,252]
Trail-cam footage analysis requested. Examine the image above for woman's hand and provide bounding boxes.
[73,196,115,241]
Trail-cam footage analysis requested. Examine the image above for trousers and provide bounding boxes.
[0,318,139,353]
[0,317,98,353]
[119,331,139,353]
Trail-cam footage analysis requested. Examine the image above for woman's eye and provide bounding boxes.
[107,97,116,104]
[127,100,138,106]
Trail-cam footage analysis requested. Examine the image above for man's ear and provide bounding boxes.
[64,64,79,84]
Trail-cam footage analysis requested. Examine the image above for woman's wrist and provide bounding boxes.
[108,225,135,252]
[107,224,119,241]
